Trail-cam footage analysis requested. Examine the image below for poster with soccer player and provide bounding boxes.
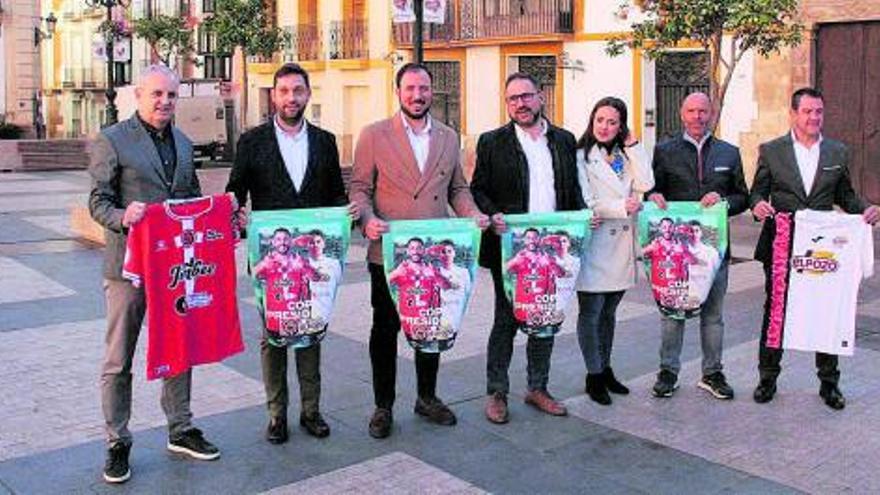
[500,211,592,338]
[247,207,351,348]
[382,218,481,353]
[638,201,727,320]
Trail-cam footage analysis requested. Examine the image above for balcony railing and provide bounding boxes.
[393,0,573,44]
[61,68,107,89]
[328,19,368,60]
[284,23,323,62]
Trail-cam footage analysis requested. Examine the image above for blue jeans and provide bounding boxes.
[486,264,554,395]
[659,259,729,377]
[576,291,625,375]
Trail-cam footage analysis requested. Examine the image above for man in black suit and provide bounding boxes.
[471,72,584,424]
[646,92,749,401]
[750,87,879,410]
[226,63,358,443]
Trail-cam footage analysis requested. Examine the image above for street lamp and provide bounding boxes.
[33,12,57,46]
[85,0,130,125]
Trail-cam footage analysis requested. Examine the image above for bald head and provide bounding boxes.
[680,92,712,140]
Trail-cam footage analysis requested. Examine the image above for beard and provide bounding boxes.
[400,101,431,121]
[277,106,306,127]
[511,107,541,127]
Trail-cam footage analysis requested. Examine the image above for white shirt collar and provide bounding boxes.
[515,118,548,142]
[275,116,308,141]
[401,113,432,136]
[790,129,822,150]
[682,131,711,150]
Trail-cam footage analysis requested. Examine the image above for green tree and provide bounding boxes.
[608,0,803,129]
[202,0,289,129]
[132,15,195,68]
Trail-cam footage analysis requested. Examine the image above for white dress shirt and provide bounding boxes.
[274,116,309,191]
[515,119,556,213]
[401,113,432,173]
[791,130,822,195]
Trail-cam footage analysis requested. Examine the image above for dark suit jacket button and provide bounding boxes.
[414,195,418,200]
[434,195,438,201]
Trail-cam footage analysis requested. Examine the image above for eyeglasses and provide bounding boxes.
[506,92,537,104]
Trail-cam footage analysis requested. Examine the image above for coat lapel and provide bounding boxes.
[502,123,530,208]
[170,127,188,191]
[586,145,627,197]
[266,122,297,195]
[298,123,320,194]
[780,133,809,201]
[415,123,447,193]
[807,140,832,200]
[388,113,422,187]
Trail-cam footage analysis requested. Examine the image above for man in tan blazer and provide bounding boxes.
[349,62,488,439]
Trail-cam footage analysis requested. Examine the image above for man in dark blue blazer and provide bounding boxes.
[646,92,748,401]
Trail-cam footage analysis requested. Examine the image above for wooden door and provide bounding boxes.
[816,22,880,204]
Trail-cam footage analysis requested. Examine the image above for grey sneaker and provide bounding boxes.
[652,370,679,398]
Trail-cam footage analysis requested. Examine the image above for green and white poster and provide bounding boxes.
[500,211,592,337]
[247,207,351,348]
[638,201,728,320]
[382,218,481,353]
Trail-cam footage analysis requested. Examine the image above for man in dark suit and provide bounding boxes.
[226,63,356,444]
[89,64,219,485]
[750,87,879,410]
[349,63,488,439]
[471,72,584,424]
[646,92,749,401]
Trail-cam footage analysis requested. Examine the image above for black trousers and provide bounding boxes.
[368,263,439,409]
[758,264,839,385]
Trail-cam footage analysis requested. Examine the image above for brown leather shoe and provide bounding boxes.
[485,392,509,424]
[524,389,568,416]
[300,413,331,438]
[368,408,393,439]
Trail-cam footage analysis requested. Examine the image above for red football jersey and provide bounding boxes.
[254,253,323,335]
[507,251,564,326]
[388,261,449,341]
[123,194,244,380]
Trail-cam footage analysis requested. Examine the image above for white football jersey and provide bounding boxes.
[783,210,873,356]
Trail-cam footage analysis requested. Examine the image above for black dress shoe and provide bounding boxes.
[300,413,331,438]
[820,383,846,410]
[753,380,777,404]
[266,417,289,444]
[602,368,630,395]
[414,397,457,426]
[368,408,393,439]
[585,374,612,405]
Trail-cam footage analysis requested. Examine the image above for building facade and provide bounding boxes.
[2,0,44,137]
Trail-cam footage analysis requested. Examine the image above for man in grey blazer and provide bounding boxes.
[89,64,219,484]
[751,87,879,410]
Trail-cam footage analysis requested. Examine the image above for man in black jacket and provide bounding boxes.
[226,63,357,444]
[471,72,584,424]
[750,87,879,410]
[646,92,748,401]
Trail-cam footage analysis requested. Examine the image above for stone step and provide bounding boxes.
[20,152,90,170]
[17,139,87,154]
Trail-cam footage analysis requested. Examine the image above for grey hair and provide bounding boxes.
[137,64,180,88]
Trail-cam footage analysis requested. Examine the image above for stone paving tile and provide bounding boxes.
[262,452,486,495]
[0,179,87,195]
[565,339,880,494]
[0,192,85,213]
[0,319,264,462]
[0,256,75,304]
[19,213,75,238]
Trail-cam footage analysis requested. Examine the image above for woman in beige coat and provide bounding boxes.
[575,97,654,405]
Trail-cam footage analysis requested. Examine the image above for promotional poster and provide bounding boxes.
[382,218,481,352]
[638,201,728,320]
[247,207,351,348]
[500,211,592,337]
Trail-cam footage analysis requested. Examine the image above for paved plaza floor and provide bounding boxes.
[1,169,879,494]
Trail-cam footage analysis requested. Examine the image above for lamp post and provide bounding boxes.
[33,13,57,139]
[86,0,129,125]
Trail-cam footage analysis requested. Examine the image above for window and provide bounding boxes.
[202,0,214,13]
[203,55,231,80]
